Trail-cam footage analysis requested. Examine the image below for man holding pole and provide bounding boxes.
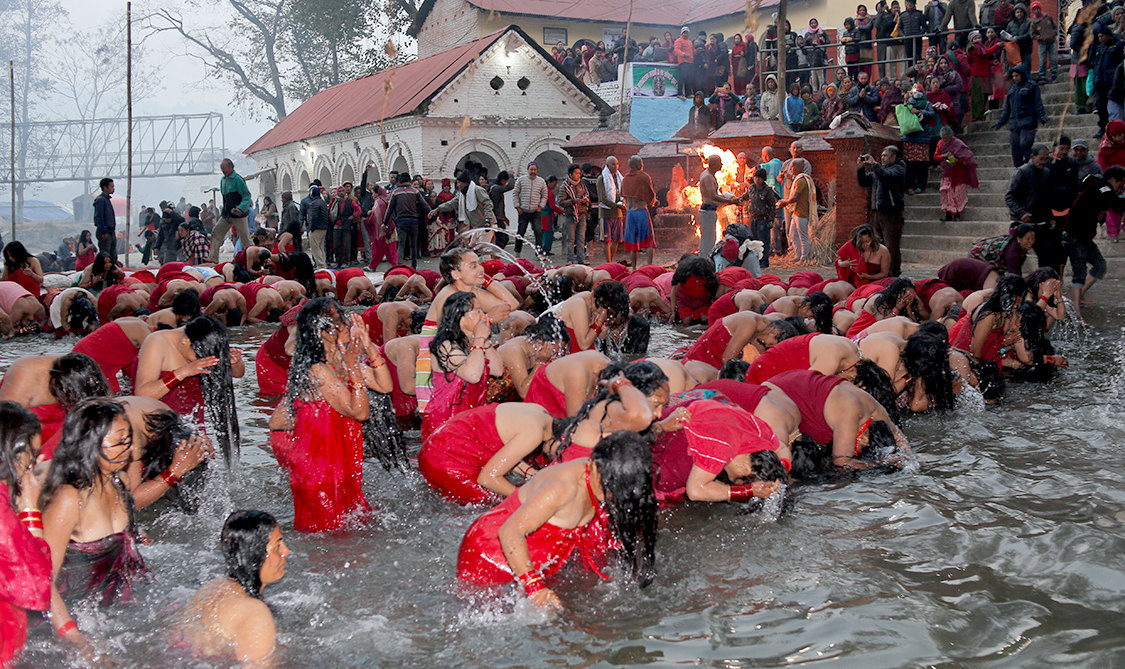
[209,158,253,262]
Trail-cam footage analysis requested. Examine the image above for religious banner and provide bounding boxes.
[631,63,680,98]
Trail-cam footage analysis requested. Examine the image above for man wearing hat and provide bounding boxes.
[1071,138,1103,181]
[672,26,696,97]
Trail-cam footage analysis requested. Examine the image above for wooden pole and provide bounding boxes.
[776,0,788,94]
[8,61,13,244]
[125,1,132,267]
[617,0,633,130]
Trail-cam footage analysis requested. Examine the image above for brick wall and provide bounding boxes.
[416,0,479,59]
[825,119,901,246]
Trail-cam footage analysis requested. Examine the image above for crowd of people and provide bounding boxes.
[0,173,1088,662]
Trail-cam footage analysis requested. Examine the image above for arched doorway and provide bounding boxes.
[532,150,571,181]
[340,164,356,186]
[298,168,310,191]
[363,163,380,186]
[281,172,293,192]
[318,166,332,189]
[456,151,499,181]
[391,156,410,177]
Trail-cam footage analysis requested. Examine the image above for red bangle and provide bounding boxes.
[56,620,78,638]
[518,571,546,596]
[590,322,603,335]
[481,275,494,288]
[160,468,181,487]
[779,457,792,473]
[728,484,757,502]
[160,370,181,391]
[609,377,633,394]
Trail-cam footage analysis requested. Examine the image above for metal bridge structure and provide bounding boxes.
[0,112,225,184]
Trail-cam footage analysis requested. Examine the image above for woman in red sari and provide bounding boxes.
[278,298,392,533]
[933,126,979,221]
[423,291,503,440]
[457,431,657,610]
[428,178,456,254]
[835,224,890,287]
[1,241,43,299]
[0,402,52,667]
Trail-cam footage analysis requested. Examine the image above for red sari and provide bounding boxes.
[278,400,370,533]
[255,327,291,396]
[416,404,504,506]
[0,483,51,668]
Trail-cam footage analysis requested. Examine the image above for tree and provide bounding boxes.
[147,0,416,122]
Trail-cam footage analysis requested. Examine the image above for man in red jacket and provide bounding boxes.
[673,26,695,97]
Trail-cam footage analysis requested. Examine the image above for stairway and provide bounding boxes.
[900,68,1125,274]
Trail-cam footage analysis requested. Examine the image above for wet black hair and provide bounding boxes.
[871,277,916,317]
[523,313,570,349]
[590,431,657,587]
[973,274,1027,330]
[719,358,751,380]
[974,359,1006,401]
[1016,301,1054,374]
[670,256,719,298]
[265,307,285,323]
[362,388,408,472]
[789,436,831,480]
[552,361,669,461]
[89,252,116,287]
[287,297,345,415]
[439,247,473,284]
[852,360,898,419]
[803,291,833,334]
[430,291,476,375]
[917,320,948,343]
[221,509,280,599]
[40,397,132,510]
[278,252,316,296]
[783,315,812,335]
[184,315,240,468]
[903,333,955,412]
[410,308,428,334]
[768,318,801,343]
[67,293,99,334]
[622,315,650,355]
[592,281,630,325]
[380,284,402,302]
[530,275,575,316]
[172,288,202,318]
[3,240,32,273]
[225,307,243,327]
[49,352,111,409]
[141,409,207,514]
[1025,267,1059,305]
[858,420,899,461]
[0,401,40,508]
[231,264,254,284]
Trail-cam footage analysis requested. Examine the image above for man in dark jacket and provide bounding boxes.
[856,146,908,276]
[304,186,331,268]
[1047,136,1080,217]
[899,0,928,67]
[489,171,514,248]
[1088,23,1124,136]
[154,208,184,264]
[384,173,431,268]
[1064,166,1125,320]
[847,71,881,121]
[1006,145,1057,268]
[93,177,116,260]
[994,64,1048,167]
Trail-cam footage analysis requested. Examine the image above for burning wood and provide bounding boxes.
[675,144,747,245]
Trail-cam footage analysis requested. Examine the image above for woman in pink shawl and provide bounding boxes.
[933,126,978,221]
[365,185,396,270]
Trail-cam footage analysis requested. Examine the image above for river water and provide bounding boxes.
[10,304,1125,668]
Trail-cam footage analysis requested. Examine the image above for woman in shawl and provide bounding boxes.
[984,28,1007,107]
[877,77,904,124]
[935,55,964,122]
[731,34,749,92]
[933,126,979,221]
[901,85,936,195]
[821,82,847,126]
[1097,120,1125,241]
[925,74,953,163]
[966,31,1003,121]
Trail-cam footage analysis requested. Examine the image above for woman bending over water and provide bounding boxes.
[457,431,657,609]
[178,510,289,666]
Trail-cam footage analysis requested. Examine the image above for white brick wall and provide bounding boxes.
[416,0,481,59]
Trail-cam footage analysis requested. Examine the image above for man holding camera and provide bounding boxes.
[856,147,907,276]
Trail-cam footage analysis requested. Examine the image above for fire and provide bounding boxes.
[679,144,746,246]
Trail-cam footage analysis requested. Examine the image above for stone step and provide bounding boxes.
[902,247,1125,272]
[901,233,989,251]
[904,211,1012,229]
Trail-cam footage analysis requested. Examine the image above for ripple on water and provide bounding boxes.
[8,311,1125,667]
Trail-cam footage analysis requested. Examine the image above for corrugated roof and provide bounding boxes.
[411,0,776,35]
[0,200,73,223]
[245,30,506,155]
[563,128,644,150]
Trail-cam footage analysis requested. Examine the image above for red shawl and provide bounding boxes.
[934,137,979,189]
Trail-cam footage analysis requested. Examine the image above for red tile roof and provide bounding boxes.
[245,30,507,155]
[411,0,777,35]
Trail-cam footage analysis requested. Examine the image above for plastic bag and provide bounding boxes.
[895,104,923,135]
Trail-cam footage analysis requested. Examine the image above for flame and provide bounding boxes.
[679,144,746,246]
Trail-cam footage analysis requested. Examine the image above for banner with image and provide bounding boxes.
[631,63,680,98]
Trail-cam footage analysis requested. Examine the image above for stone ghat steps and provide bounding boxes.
[899,70,1111,270]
